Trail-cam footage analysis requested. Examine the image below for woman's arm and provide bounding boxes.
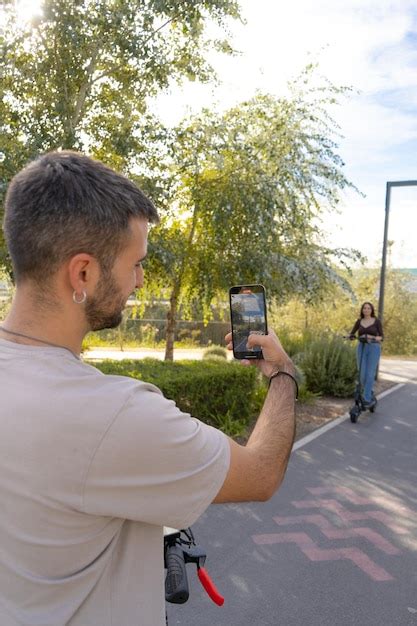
[349,319,360,338]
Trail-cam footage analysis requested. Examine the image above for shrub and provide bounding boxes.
[298,335,357,397]
[202,346,228,360]
[140,323,159,346]
[278,328,314,359]
[91,358,260,436]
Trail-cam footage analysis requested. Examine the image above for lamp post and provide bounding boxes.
[379,180,417,323]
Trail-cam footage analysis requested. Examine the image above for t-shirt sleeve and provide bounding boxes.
[81,383,230,529]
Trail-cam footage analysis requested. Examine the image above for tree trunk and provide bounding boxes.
[164,287,178,361]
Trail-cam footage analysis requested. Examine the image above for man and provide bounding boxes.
[0,151,296,626]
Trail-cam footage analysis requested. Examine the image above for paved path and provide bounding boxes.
[84,346,209,361]
[378,358,417,382]
[167,362,417,626]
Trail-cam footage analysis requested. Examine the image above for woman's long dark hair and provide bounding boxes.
[360,301,376,318]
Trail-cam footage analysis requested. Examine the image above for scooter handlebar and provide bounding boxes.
[165,544,189,604]
[342,335,379,343]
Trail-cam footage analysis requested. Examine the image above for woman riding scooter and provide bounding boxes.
[349,302,384,409]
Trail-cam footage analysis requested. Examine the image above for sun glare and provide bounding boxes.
[15,0,43,23]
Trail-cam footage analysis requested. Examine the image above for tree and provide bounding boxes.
[141,69,361,359]
[0,0,240,272]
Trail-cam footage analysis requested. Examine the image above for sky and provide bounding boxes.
[152,0,417,269]
[11,0,417,269]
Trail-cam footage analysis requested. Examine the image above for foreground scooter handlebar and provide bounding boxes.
[165,543,189,604]
[164,528,224,606]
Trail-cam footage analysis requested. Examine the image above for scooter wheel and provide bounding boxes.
[350,407,360,423]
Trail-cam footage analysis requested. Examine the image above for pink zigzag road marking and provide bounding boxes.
[273,514,400,555]
[253,532,393,581]
[306,487,414,517]
[291,499,408,535]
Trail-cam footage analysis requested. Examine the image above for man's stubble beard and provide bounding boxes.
[85,268,127,332]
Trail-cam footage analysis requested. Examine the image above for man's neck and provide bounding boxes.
[2,287,85,356]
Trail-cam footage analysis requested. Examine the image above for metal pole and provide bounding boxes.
[378,182,391,324]
[376,179,417,380]
[378,179,417,323]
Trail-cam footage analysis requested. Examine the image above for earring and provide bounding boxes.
[73,290,87,304]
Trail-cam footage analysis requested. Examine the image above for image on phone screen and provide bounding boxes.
[229,284,267,359]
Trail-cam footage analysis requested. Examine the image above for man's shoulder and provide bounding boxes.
[77,359,162,401]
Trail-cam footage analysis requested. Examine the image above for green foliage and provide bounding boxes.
[0,0,240,272]
[91,358,259,435]
[141,67,361,358]
[277,327,315,359]
[298,335,357,397]
[202,345,228,360]
[297,383,321,404]
[380,270,417,356]
[0,268,13,320]
[147,71,360,307]
[270,265,417,357]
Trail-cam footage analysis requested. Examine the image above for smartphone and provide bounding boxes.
[229,284,268,359]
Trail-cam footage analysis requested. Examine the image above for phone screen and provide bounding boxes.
[229,284,268,359]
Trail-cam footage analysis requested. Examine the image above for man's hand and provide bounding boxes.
[225,329,294,378]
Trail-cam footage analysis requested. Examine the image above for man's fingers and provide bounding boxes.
[246,332,268,348]
[224,331,233,351]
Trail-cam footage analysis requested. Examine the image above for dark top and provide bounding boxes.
[349,318,384,339]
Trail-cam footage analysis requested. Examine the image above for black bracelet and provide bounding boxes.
[268,370,299,400]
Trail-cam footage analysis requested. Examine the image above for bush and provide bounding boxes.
[202,346,228,360]
[298,335,357,397]
[278,328,314,359]
[91,358,260,436]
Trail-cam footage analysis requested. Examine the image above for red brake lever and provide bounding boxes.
[197,567,224,606]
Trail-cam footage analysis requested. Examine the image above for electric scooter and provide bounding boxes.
[345,335,378,423]
[164,527,224,624]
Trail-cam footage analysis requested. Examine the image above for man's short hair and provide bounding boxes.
[3,150,159,283]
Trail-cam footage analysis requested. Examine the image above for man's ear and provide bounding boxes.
[67,254,100,294]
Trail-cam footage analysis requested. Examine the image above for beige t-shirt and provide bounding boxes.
[0,339,230,626]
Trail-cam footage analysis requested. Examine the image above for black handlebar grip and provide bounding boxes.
[165,545,189,604]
